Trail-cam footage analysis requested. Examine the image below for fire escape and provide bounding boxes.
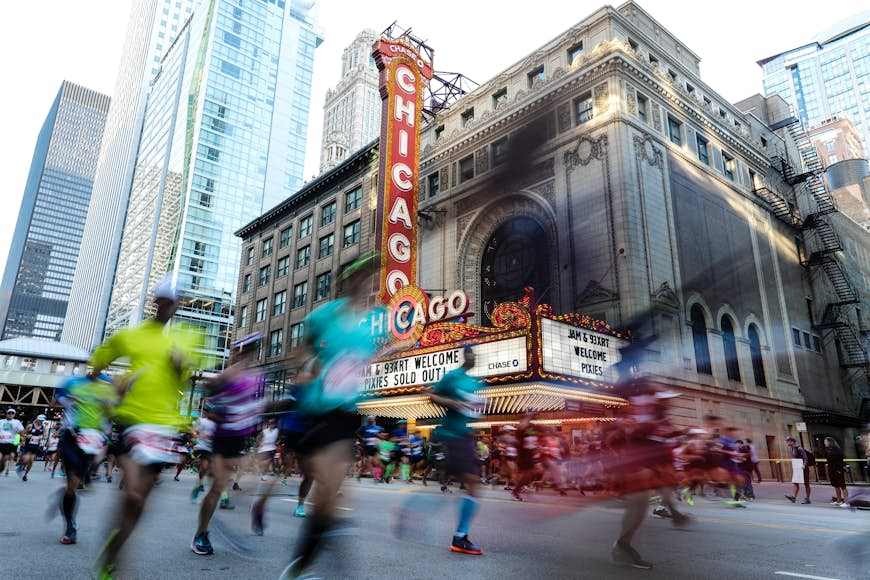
[772,118,868,376]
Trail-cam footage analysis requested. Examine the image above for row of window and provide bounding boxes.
[690,306,767,388]
[266,322,304,358]
[663,112,738,181]
[243,221,360,292]
[792,327,822,353]
[239,272,332,327]
[244,188,362,265]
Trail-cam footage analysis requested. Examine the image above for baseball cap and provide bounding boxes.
[37,414,46,421]
[152,275,179,302]
[502,425,517,431]
[785,436,797,442]
[5,409,15,415]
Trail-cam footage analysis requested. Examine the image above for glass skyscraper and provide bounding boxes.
[104,0,321,364]
[0,82,110,341]
[760,12,870,152]
[63,0,196,351]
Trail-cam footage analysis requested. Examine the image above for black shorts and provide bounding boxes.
[59,431,94,479]
[106,441,123,457]
[444,438,477,478]
[192,449,211,460]
[409,454,425,465]
[212,436,248,459]
[0,443,15,456]
[363,446,378,457]
[24,444,42,456]
[293,411,359,458]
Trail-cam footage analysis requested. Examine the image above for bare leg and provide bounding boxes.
[197,456,237,535]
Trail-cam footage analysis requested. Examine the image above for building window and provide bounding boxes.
[293,281,308,309]
[748,324,766,388]
[255,298,267,322]
[50,360,66,374]
[298,215,312,238]
[290,323,304,348]
[319,234,334,259]
[828,154,838,164]
[718,108,727,119]
[567,42,584,64]
[261,237,273,258]
[243,274,251,293]
[667,115,682,145]
[696,134,710,165]
[813,335,821,353]
[459,156,474,182]
[492,137,508,166]
[269,329,283,357]
[277,256,289,278]
[272,290,286,316]
[792,327,801,347]
[802,331,811,349]
[461,108,475,127]
[428,172,440,197]
[238,305,248,328]
[245,247,254,266]
[636,93,648,123]
[648,53,659,65]
[21,357,36,371]
[527,65,544,88]
[825,141,835,151]
[296,246,310,269]
[760,136,768,148]
[316,272,331,301]
[685,83,695,95]
[690,305,712,375]
[721,316,741,382]
[434,124,445,140]
[574,92,593,125]
[667,69,677,82]
[343,221,360,247]
[345,186,362,213]
[280,227,292,248]
[722,152,736,180]
[703,96,712,107]
[320,201,336,227]
[259,265,270,286]
[492,88,508,108]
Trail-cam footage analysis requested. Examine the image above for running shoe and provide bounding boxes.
[652,506,672,518]
[191,531,214,555]
[174,476,180,482]
[279,557,323,580]
[294,504,306,518]
[50,472,55,479]
[93,563,115,580]
[191,485,202,503]
[219,498,236,510]
[106,476,112,483]
[611,541,653,570]
[450,534,483,555]
[801,499,811,504]
[251,503,264,535]
[22,475,28,482]
[232,482,241,491]
[785,494,796,503]
[61,527,77,545]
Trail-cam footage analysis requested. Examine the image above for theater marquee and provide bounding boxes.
[372,37,433,304]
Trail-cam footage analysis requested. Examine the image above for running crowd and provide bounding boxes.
[1,253,869,578]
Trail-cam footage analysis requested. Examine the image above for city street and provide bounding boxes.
[1,467,866,579]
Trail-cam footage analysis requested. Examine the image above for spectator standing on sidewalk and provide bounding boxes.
[824,437,847,505]
[785,436,811,504]
[745,438,762,483]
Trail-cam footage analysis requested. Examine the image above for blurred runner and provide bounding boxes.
[280,251,383,579]
[91,277,199,579]
[357,415,383,480]
[190,408,216,502]
[0,409,24,476]
[192,332,263,555]
[45,427,60,477]
[54,374,117,544]
[17,413,47,481]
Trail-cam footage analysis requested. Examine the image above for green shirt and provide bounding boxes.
[433,368,481,440]
[91,319,199,428]
[57,376,118,431]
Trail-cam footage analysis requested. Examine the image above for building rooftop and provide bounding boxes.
[0,338,91,361]
[758,10,870,66]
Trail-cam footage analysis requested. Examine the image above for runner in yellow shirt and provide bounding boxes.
[91,277,200,580]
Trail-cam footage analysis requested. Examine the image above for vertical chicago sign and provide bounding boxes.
[372,36,433,304]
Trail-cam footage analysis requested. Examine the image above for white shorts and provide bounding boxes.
[790,458,806,484]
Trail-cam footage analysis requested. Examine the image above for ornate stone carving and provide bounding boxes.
[651,101,662,132]
[633,133,664,169]
[593,82,609,116]
[522,158,555,186]
[475,147,489,175]
[531,179,556,207]
[576,279,618,305]
[551,67,568,81]
[557,102,571,133]
[564,134,608,174]
[455,212,477,246]
[652,281,679,309]
[451,162,457,188]
[439,166,449,191]
[455,195,478,216]
[627,87,637,116]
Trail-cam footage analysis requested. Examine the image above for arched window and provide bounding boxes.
[748,325,766,388]
[721,315,741,382]
[690,305,712,375]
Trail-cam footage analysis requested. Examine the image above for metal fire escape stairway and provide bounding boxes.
[780,120,868,372]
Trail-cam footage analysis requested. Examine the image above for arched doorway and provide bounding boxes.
[480,217,550,325]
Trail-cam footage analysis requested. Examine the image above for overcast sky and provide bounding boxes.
[1,0,866,283]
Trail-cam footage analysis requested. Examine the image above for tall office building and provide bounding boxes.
[104,0,321,364]
[319,28,380,173]
[62,0,196,351]
[0,82,110,341]
[759,11,870,152]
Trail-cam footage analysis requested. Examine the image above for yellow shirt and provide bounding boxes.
[91,319,200,428]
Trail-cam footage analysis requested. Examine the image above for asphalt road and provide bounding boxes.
[1,466,867,579]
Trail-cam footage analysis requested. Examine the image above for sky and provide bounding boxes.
[1,0,867,282]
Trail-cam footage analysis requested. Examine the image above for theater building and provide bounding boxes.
[236,2,868,467]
